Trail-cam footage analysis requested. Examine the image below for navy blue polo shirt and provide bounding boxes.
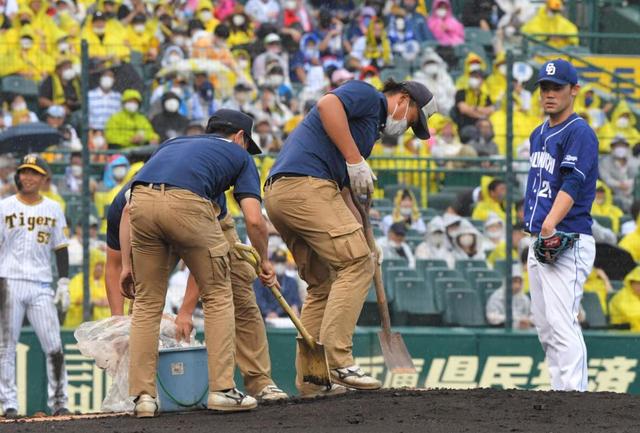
[269,80,387,187]
[134,135,261,203]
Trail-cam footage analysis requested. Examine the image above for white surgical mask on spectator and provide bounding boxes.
[173,36,186,46]
[612,146,629,159]
[617,117,630,128]
[232,14,245,26]
[395,18,405,31]
[430,232,445,247]
[274,263,286,275]
[498,64,507,75]
[12,101,27,111]
[168,54,182,65]
[399,207,412,217]
[124,101,139,113]
[100,75,114,90]
[164,98,180,113]
[267,74,284,87]
[285,0,297,10]
[236,92,250,104]
[113,166,127,180]
[199,10,212,22]
[424,63,439,76]
[486,229,503,240]
[20,38,33,49]
[58,42,70,52]
[71,165,82,177]
[133,23,146,34]
[238,59,249,69]
[93,26,105,35]
[61,68,75,81]
[458,234,475,248]
[93,134,106,148]
[390,240,403,248]
[468,77,482,89]
[436,7,447,18]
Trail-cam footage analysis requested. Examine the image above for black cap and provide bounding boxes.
[206,109,261,155]
[17,154,50,176]
[389,222,407,236]
[92,10,106,21]
[400,81,437,139]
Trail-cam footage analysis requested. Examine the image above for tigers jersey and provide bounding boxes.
[0,195,68,282]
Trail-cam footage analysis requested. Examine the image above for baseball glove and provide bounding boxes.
[533,231,579,264]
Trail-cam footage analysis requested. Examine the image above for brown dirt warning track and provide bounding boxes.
[2,388,639,433]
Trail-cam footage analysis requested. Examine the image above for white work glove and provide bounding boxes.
[346,158,377,196]
[375,243,384,265]
[54,277,70,312]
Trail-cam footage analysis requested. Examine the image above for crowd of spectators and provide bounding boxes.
[0,0,638,329]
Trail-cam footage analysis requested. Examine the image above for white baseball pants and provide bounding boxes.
[528,234,595,391]
[0,279,68,413]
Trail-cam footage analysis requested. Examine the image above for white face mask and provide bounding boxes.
[164,98,180,113]
[100,75,114,90]
[70,165,82,177]
[468,77,482,89]
[285,0,297,10]
[390,240,403,248]
[173,36,186,46]
[93,134,106,148]
[436,7,447,18]
[384,103,409,137]
[20,38,33,49]
[12,102,27,111]
[61,68,76,81]
[232,14,245,26]
[617,117,630,128]
[274,263,286,275]
[112,166,127,180]
[612,146,629,159]
[431,232,445,247]
[395,19,405,31]
[458,234,475,248]
[124,101,139,113]
[58,42,70,52]
[498,64,507,76]
[133,23,146,34]
[266,74,284,87]
[424,63,439,76]
[486,229,503,240]
[399,207,412,217]
[93,26,105,35]
[200,11,212,22]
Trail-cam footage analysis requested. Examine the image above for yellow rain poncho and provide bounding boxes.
[591,180,623,234]
[597,100,640,153]
[609,266,640,331]
[521,3,579,49]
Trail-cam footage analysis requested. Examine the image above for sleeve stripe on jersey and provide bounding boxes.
[574,167,586,180]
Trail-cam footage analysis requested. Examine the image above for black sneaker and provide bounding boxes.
[53,407,71,416]
[3,408,18,419]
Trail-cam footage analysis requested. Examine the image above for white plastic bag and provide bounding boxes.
[74,315,200,413]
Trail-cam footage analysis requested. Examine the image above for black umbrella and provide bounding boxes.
[0,122,63,155]
[594,243,637,281]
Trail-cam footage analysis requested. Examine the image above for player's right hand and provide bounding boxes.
[120,268,136,300]
[346,158,376,196]
[259,260,277,288]
[175,312,193,343]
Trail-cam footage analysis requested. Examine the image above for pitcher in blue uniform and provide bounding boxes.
[524,59,598,391]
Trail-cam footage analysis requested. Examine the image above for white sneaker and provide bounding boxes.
[330,365,382,390]
[208,388,257,412]
[256,384,288,401]
[299,383,349,399]
[134,394,158,418]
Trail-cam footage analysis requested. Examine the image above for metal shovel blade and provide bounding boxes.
[297,337,332,388]
[378,329,417,374]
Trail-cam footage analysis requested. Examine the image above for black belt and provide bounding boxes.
[135,182,182,191]
[264,173,306,188]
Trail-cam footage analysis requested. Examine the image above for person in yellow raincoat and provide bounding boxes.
[364,17,393,69]
[64,249,110,328]
[0,24,54,80]
[196,0,220,33]
[591,181,624,233]
[584,267,613,315]
[125,14,159,63]
[81,10,130,64]
[521,0,578,49]
[472,176,510,222]
[104,89,159,149]
[597,99,640,153]
[489,90,540,155]
[484,52,507,103]
[619,214,640,262]
[455,52,487,89]
[609,266,640,331]
[573,84,610,133]
[26,0,65,52]
[227,10,254,48]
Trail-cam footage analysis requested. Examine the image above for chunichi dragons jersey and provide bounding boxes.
[0,195,68,282]
[523,113,599,235]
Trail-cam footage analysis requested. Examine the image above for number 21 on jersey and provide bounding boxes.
[538,180,552,199]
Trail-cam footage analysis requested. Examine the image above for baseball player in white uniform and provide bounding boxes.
[525,60,598,391]
[0,155,71,418]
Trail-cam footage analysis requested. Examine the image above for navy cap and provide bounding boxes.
[536,59,578,86]
[206,109,261,155]
[400,81,437,139]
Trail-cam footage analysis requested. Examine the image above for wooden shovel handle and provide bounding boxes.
[349,190,392,332]
[268,281,316,347]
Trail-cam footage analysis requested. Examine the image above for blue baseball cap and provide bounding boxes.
[536,59,578,86]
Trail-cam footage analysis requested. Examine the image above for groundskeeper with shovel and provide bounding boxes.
[264,79,436,397]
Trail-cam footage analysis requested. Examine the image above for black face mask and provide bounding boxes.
[20,19,31,26]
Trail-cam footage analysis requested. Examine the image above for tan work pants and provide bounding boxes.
[264,176,373,390]
[220,213,274,395]
[128,186,235,396]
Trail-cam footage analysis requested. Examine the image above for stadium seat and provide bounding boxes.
[444,289,486,327]
[464,268,502,284]
[455,259,488,273]
[434,277,469,312]
[1,75,39,97]
[582,292,607,329]
[373,198,393,208]
[425,268,461,290]
[405,235,423,251]
[416,259,449,274]
[381,258,408,273]
[464,27,494,47]
[476,278,504,305]
[394,277,438,325]
[470,219,485,232]
[610,280,624,291]
[383,267,418,303]
[383,184,422,205]
[492,260,508,275]
[426,192,457,211]
[593,215,613,230]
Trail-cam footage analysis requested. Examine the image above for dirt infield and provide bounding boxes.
[2,388,639,433]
